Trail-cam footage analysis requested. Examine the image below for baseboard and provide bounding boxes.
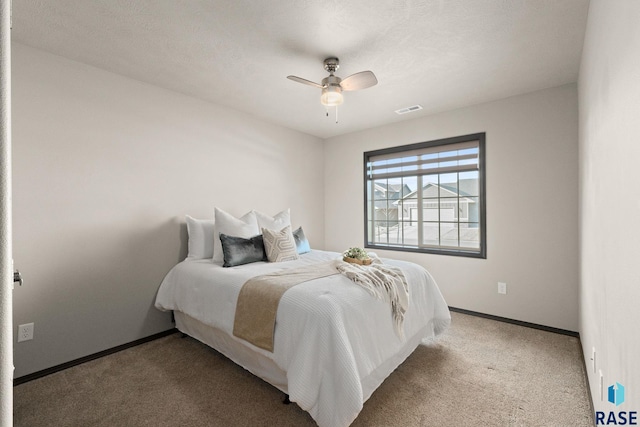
[448,306,579,337]
[13,328,178,386]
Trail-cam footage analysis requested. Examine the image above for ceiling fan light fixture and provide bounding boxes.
[320,85,343,106]
[289,57,376,115]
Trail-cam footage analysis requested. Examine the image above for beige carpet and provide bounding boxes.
[14,312,594,426]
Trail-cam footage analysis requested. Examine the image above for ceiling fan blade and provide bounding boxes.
[287,75,325,89]
[340,71,378,91]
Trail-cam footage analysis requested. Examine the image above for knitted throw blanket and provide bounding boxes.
[335,256,409,339]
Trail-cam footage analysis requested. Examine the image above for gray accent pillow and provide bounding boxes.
[219,233,267,267]
[292,226,311,254]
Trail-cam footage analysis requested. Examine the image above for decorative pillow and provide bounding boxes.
[219,233,267,267]
[262,226,299,263]
[292,226,311,254]
[186,215,215,259]
[212,208,260,263]
[254,209,291,231]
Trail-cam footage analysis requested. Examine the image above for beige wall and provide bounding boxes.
[11,44,324,377]
[324,84,579,331]
[579,0,640,412]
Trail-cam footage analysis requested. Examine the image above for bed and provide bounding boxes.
[155,247,450,427]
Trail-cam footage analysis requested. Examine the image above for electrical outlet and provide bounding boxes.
[599,370,604,401]
[17,323,34,342]
[498,282,507,294]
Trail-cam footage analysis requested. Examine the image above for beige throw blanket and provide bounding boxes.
[233,261,339,352]
[335,257,409,339]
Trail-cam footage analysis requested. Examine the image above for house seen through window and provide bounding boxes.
[364,133,486,258]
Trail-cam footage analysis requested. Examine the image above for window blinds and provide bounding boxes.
[366,139,480,180]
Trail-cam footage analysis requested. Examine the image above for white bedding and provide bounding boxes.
[155,250,450,427]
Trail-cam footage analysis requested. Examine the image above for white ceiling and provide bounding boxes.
[12,0,590,139]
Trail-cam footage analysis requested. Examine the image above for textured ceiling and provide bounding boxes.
[12,0,590,139]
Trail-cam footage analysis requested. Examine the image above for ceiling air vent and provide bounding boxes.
[394,105,423,115]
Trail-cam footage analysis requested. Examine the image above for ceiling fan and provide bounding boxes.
[287,57,378,121]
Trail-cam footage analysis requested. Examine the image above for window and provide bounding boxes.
[364,133,486,258]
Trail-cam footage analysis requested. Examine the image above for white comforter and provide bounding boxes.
[155,250,450,427]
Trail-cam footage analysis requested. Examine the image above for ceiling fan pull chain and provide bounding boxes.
[335,106,339,123]
[326,107,329,117]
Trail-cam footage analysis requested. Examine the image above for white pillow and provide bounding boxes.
[185,215,215,259]
[262,226,299,263]
[254,209,291,230]
[212,208,260,263]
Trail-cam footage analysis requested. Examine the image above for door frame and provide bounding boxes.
[0,1,13,425]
